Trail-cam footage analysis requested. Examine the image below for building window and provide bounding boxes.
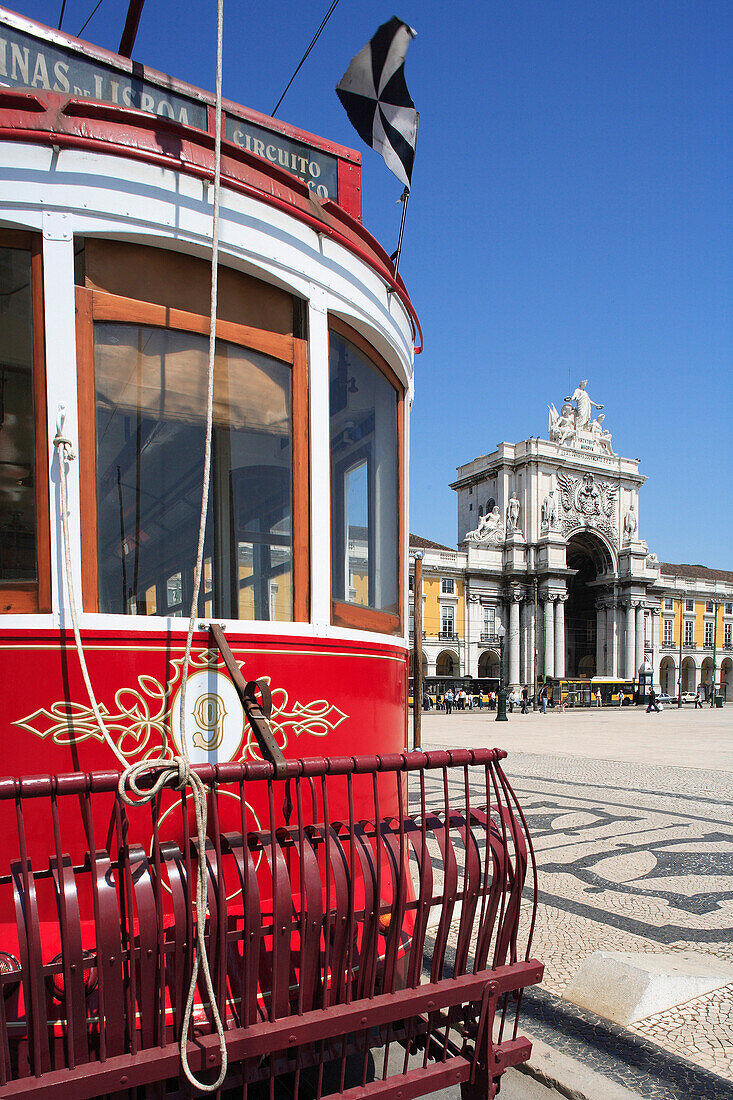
[664,597,673,610]
[329,322,402,632]
[704,621,714,648]
[684,619,694,646]
[705,600,714,613]
[469,486,473,495]
[644,612,650,645]
[408,573,414,591]
[441,577,454,594]
[685,598,694,612]
[441,605,455,636]
[725,623,732,647]
[663,618,673,645]
[469,503,473,511]
[483,606,496,636]
[478,505,483,517]
[0,232,50,614]
[726,603,732,615]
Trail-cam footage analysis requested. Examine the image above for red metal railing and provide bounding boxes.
[0,748,541,1098]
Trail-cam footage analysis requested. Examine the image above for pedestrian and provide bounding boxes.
[595,688,602,707]
[507,689,516,714]
[477,693,483,710]
[445,688,454,715]
[539,684,547,714]
[467,692,473,710]
[694,688,702,709]
[521,686,529,714]
[646,688,659,713]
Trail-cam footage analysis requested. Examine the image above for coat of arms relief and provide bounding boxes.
[556,470,618,543]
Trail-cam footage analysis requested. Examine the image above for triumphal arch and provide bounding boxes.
[450,381,661,688]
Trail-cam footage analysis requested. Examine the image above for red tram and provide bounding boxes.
[0,9,540,1096]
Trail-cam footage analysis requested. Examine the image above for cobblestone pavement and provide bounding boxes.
[418,707,733,1086]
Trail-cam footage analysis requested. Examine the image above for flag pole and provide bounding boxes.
[392,188,410,277]
[391,112,419,278]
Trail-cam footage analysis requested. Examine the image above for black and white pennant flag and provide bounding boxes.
[336,16,418,189]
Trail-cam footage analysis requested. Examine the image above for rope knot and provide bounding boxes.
[174,757,190,790]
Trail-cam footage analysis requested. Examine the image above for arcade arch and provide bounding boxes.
[659,655,676,695]
[680,655,697,693]
[721,658,732,701]
[477,649,500,678]
[436,650,458,677]
[700,657,714,698]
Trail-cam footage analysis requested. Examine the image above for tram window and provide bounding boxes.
[0,235,49,612]
[329,322,403,633]
[93,323,294,621]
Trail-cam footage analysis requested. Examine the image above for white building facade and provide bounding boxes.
[410,381,733,700]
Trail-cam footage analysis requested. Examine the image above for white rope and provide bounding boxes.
[53,0,228,1089]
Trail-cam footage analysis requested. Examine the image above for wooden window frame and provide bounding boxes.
[328,316,404,637]
[0,230,50,614]
[76,285,309,621]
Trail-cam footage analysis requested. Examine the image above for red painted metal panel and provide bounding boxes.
[0,748,541,1097]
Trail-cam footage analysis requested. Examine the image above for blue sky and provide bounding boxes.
[13,0,732,566]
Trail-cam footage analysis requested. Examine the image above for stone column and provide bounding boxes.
[635,604,645,677]
[554,595,566,679]
[625,601,636,680]
[509,592,521,687]
[527,598,536,696]
[606,602,617,678]
[544,597,555,679]
[596,601,607,676]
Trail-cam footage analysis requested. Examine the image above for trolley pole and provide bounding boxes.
[413,551,424,749]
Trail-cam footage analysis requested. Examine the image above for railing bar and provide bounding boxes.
[296,777,306,1018]
[209,782,228,1043]
[150,791,167,1049]
[488,764,509,972]
[238,777,250,1031]
[267,780,279,1022]
[473,766,492,976]
[15,791,47,1077]
[345,773,356,1005]
[50,792,78,1070]
[118,797,138,1057]
[180,784,195,1048]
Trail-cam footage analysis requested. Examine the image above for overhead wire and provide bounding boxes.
[271,0,342,116]
[57,0,67,30]
[77,0,106,37]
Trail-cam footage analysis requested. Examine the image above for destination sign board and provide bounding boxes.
[0,11,344,204]
[225,114,338,201]
[0,19,208,129]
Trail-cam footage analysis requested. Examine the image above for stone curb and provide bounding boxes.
[521,985,733,1100]
[517,1032,639,1100]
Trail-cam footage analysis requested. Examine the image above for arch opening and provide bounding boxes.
[436,650,458,677]
[564,533,613,678]
[477,649,500,679]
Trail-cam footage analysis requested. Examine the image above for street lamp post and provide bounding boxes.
[496,622,508,722]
